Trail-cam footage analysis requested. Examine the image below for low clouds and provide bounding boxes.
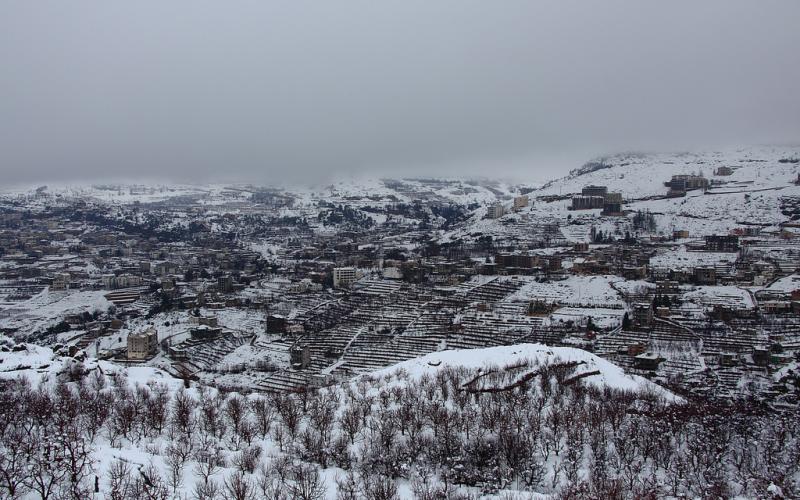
[1,1,799,184]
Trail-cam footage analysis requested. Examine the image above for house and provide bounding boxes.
[582,185,608,197]
[665,174,708,196]
[153,261,179,276]
[127,328,158,360]
[495,253,540,270]
[333,267,358,288]
[633,352,663,371]
[655,306,670,318]
[513,195,530,211]
[309,373,335,388]
[573,242,589,252]
[656,280,680,295]
[190,326,222,340]
[601,192,623,215]
[673,230,689,240]
[217,274,234,293]
[752,346,770,367]
[51,272,70,291]
[621,266,647,280]
[719,352,738,367]
[382,266,403,280]
[762,300,791,314]
[627,343,647,356]
[632,303,653,328]
[705,235,739,252]
[694,267,716,285]
[266,314,286,334]
[290,345,311,369]
[715,166,734,176]
[571,195,604,210]
[103,273,143,290]
[486,204,506,219]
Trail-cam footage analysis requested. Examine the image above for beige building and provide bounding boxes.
[513,195,529,211]
[51,272,70,291]
[127,328,158,360]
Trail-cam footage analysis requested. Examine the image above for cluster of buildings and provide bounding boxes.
[485,195,531,219]
[1,179,798,408]
[570,185,624,215]
[665,174,709,197]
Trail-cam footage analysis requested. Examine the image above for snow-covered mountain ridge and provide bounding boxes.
[537,146,800,199]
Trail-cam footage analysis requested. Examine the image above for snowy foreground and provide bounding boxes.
[2,338,797,499]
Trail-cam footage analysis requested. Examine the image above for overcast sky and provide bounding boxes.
[1,1,799,185]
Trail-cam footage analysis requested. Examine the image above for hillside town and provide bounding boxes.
[2,147,799,411]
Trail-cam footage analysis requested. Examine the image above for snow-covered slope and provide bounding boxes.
[0,288,112,337]
[371,343,678,401]
[0,337,179,389]
[522,146,800,239]
[538,146,800,200]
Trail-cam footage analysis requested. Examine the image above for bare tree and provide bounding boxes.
[286,463,326,500]
[225,394,247,444]
[223,471,253,500]
[359,471,398,500]
[194,444,224,486]
[107,458,132,500]
[164,441,188,494]
[170,388,196,440]
[251,397,274,439]
[256,457,291,500]
[232,445,262,474]
[0,423,29,499]
[192,479,220,500]
[335,470,360,500]
[134,463,170,500]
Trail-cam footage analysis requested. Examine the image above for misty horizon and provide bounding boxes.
[2,1,800,185]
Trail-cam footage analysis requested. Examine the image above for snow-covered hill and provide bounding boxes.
[448,146,800,242]
[538,146,800,200]
[371,343,679,401]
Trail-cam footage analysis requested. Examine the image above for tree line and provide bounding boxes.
[1,354,797,499]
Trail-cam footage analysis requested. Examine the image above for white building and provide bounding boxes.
[288,278,323,293]
[382,267,403,280]
[333,267,358,288]
[103,273,143,290]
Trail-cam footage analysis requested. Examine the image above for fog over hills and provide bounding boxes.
[2,1,800,184]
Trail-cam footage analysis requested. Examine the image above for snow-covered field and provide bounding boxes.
[0,288,111,335]
[681,285,755,310]
[649,245,737,271]
[505,275,624,306]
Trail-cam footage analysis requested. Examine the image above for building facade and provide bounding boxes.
[333,267,358,288]
[127,328,158,360]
